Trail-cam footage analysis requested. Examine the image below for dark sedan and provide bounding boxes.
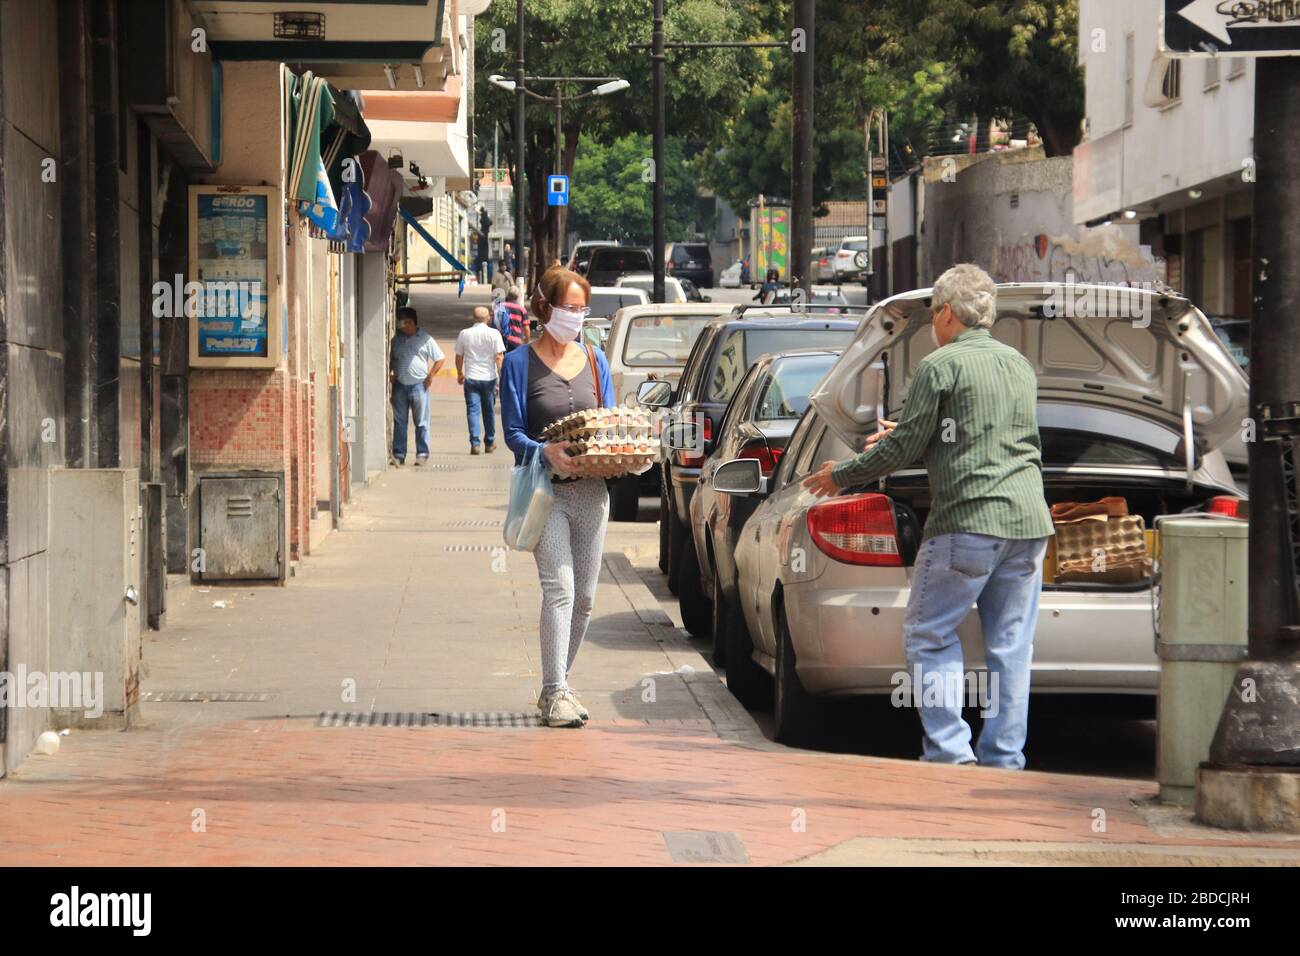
[676,349,843,654]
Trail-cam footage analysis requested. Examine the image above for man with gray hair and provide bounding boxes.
[804,263,1053,769]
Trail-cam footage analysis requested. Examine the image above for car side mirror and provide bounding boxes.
[637,380,673,407]
[713,458,766,496]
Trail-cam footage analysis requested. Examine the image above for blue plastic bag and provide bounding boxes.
[503,447,554,551]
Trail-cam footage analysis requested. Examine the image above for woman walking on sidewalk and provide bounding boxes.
[501,264,615,728]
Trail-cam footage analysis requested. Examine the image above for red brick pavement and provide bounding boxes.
[0,716,1284,866]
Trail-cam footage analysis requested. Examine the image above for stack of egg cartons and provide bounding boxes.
[541,406,661,478]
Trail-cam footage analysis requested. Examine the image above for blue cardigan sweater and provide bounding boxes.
[501,343,616,467]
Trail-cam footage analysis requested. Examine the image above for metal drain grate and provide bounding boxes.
[430,486,512,493]
[443,544,504,553]
[444,520,501,528]
[662,831,750,864]
[317,711,542,728]
[144,690,272,703]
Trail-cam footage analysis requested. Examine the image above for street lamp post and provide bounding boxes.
[488,74,629,283]
[514,0,526,289]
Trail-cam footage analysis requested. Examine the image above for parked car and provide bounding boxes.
[816,249,836,282]
[715,283,1249,746]
[616,272,687,304]
[832,235,872,284]
[585,246,654,286]
[679,348,844,648]
[680,278,711,303]
[644,308,859,592]
[588,286,649,319]
[719,260,744,289]
[568,239,619,275]
[665,242,714,287]
[603,302,730,520]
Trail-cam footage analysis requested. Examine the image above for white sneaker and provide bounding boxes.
[567,688,590,722]
[542,689,585,728]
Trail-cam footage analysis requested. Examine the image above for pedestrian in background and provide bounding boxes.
[753,268,781,304]
[503,241,515,277]
[495,288,528,352]
[389,306,445,467]
[803,263,1053,769]
[455,305,505,454]
[492,260,512,298]
[501,264,616,728]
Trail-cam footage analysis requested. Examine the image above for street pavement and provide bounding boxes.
[1,285,1297,866]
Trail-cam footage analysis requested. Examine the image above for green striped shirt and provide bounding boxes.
[831,327,1054,540]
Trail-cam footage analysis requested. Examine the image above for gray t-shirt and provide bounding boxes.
[526,346,599,441]
[391,330,445,386]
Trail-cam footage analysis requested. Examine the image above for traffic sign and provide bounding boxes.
[1164,0,1300,56]
[870,156,886,172]
[547,174,569,207]
[871,199,886,214]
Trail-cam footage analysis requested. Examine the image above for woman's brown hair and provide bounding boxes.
[530,264,591,323]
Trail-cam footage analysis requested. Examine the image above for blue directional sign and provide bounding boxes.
[547,174,569,207]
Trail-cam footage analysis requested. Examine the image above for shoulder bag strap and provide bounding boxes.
[586,344,601,407]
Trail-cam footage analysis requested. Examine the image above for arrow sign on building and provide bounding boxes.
[1165,0,1300,55]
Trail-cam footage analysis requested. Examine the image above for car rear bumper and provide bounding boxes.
[783,579,1159,697]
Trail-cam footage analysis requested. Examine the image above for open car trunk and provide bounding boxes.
[873,470,1232,591]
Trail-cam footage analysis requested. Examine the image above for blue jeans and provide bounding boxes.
[391,381,429,461]
[463,378,497,446]
[903,532,1049,769]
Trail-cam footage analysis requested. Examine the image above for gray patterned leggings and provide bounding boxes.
[532,477,610,692]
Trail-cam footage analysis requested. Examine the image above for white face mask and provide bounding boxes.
[930,322,942,349]
[545,305,584,344]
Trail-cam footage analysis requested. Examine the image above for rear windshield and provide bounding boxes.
[672,245,710,262]
[589,291,645,317]
[707,328,855,403]
[1041,430,1183,469]
[841,239,869,252]
[754,353,838,420]
[591,249,652,272]
[622,314,711,367]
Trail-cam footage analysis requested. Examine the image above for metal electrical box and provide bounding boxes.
[48,469,143,730]
[198,476,283,580]
[1155,516,1249,806]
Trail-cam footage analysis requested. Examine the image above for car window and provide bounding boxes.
[774,412,814,487]
[840,239,869,252]
[677,325,716,402]
[622,314,712,367]
[792,424,826,479]
[589,291,645,318]
[1041,429,1182,468]
[707,329,747,403]
[755,353,838,420]
[812,424,856,464]
[717,364,764,446]
[592,249,652,272]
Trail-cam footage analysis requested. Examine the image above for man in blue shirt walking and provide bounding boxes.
[389,306,446,466]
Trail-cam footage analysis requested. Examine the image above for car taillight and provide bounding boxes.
[678,415,712,468]
[806,493,902,566]
[1206,496,1249,519]
[737,441,782,477]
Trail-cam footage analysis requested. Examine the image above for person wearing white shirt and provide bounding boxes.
[454,306,506,454]
[389,306,446,466]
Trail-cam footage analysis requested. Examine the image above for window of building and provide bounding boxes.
[1162,59,1182,101]
[1227,58,1246,79]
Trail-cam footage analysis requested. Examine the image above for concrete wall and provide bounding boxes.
[357,254,392,482]
[0,0,65,773]
[921,148,1162,287]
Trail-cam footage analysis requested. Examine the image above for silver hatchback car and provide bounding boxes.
[717,283,1249,746]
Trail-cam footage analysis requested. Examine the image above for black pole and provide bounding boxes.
[1205,57,1300,772]
[651,0,666,304]
[554,90,563,267]
[790,0,814,298]
[514,0,527,290]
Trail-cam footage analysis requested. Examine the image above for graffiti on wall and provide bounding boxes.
[991,226,1163,286]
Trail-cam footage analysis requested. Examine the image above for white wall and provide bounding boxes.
[1075,0,1255,221]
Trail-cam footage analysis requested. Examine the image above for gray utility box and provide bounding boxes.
[198,475,283,580]
[48,469,143,730]
[1155,516,1248,806]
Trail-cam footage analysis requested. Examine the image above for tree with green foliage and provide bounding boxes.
[473,0,764,285]
[564,134,699,246]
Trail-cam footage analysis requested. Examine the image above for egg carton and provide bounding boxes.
[564,452,657,480]
[1054,514,1151,578]
[542,406,654,442]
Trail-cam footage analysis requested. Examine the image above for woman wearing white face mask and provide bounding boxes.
[501,264,616,727]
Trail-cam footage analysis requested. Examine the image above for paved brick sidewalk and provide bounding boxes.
[2,386,1297,866]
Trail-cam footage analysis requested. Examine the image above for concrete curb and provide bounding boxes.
[602,551,768,745]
